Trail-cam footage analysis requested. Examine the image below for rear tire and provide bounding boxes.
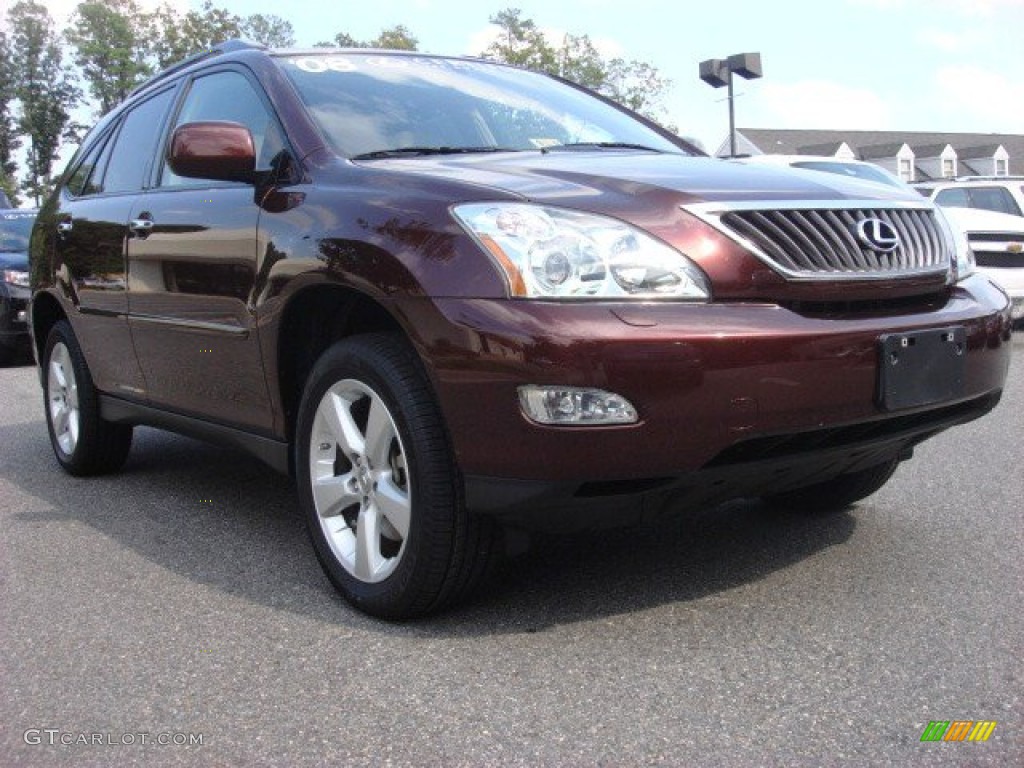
[295,333,498,619]
[764,459,899,513]
[42,320,133,476]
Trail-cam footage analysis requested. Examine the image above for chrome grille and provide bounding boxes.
[713,206,949,279]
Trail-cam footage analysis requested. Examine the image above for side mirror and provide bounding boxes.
[167,121,256,183]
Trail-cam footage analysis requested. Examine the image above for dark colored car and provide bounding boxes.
[1,209,36,364]
[29,42,1013,618]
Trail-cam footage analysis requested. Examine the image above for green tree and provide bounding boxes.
[147,0,242,69]
[240,14,295,47]
[66,0,153,116]
[603,58,673,124]
[7,0,80,205]
[0,29,23,206]
[481,8,673,128]
[372,25,418,50]
[483,8,556,71]
[316,25,419,50]
[315,32,363,48]
[555,33,606,91]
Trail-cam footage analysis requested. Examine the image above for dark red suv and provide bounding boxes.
[29,42,1013,618]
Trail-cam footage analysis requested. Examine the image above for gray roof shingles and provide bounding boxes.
[730,128,1023,176]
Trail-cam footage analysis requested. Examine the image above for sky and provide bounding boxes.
[11,0,1024,155]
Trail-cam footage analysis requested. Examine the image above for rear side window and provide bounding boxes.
[934,188,969,208]
[967,187,1022,216]
[66,131,114,197]
[100,89,176,195]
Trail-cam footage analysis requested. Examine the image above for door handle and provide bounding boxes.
[129,218,154,232]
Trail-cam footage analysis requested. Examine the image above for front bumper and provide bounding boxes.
[399,275,1012,510]
[0,282,30,350]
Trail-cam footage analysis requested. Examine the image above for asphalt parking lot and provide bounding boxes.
[1,334,1021,767]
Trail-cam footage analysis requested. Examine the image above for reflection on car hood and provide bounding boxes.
[357,152,922,206]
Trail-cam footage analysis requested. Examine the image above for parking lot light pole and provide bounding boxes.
[699,52,763,157]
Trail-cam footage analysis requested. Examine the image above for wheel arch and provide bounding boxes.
[30,290,68,379]
[275,281,420,447]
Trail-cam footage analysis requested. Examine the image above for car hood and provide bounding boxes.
[0,250,28,270]
[356,151,921,207]
[941,206,1024,234]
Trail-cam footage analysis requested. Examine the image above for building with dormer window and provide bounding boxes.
[718,129,1022,183]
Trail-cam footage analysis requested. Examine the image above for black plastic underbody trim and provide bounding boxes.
[464,391,1000,528]
[99,395,289,474]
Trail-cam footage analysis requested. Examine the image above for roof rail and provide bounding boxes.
[948,175,1024,182]
[129,39,267,98]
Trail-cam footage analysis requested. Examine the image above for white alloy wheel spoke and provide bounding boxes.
[324,392,366,457]
[52,361,68,390]
[364,395,394,468]
[53,406,68,437]
[354,505,382,581]
[375,474,411,540]
[68,411,80,446]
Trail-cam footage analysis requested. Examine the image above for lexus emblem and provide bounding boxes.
[856,218,899,253]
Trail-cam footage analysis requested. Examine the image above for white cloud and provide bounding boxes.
[917,28,980,53]
[933,65,1024,129]
[753,80,893,131]
[845,0,905,7]
[847,0,1023,15]
[465,25,501,57]
[937,0,1024,15]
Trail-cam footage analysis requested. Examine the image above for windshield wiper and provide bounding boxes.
[351,146,520,160]
[542,142,665,154]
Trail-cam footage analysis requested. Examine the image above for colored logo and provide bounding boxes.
[920,720,997,742]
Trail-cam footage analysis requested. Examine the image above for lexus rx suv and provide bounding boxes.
[29,42,1013,618]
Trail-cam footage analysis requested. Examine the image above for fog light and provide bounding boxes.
[518,386,638,425]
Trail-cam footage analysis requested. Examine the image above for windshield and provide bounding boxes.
[276,53,686,159]
[0,212,36,252]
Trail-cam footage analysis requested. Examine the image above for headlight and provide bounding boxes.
[934,207,975,283]
[452,203,710,300]
[3,269,30,288]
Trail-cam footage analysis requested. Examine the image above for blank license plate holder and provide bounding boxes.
[878,326,966,411]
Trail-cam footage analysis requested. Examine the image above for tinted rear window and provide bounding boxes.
[968,187,1022,216]
[935,188,970,208]
[101,89,175,194]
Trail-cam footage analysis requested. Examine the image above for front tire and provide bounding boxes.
[295,333,497,619]
[43,320,133,476]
